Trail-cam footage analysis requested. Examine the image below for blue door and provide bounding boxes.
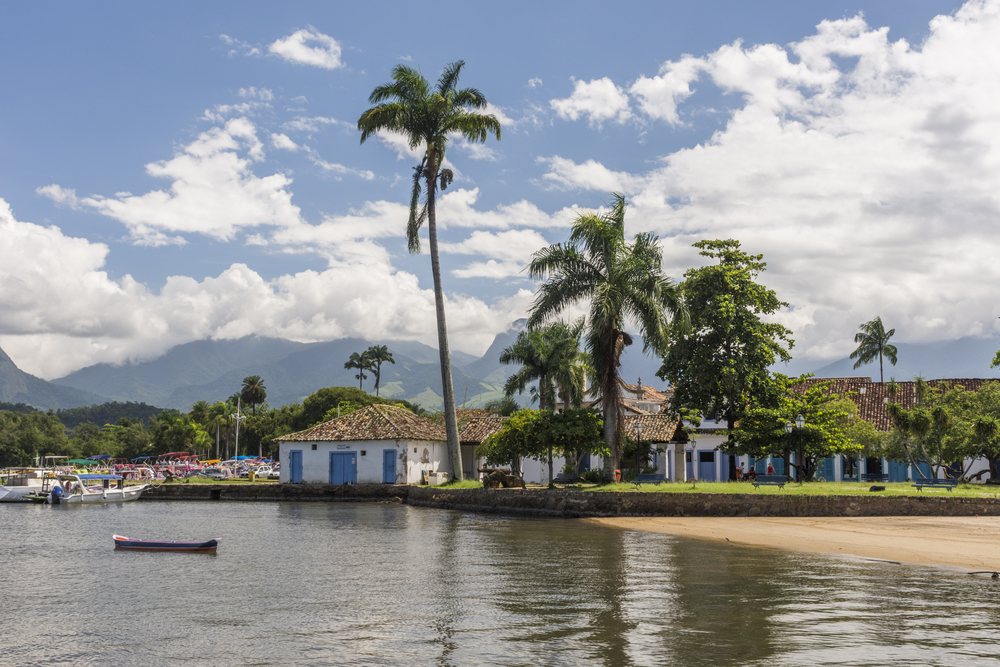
[686,451,693,479]
[383,449,396,484]
[698,451,716,481]
[817,457,836,482]
[914,461,933,480]
[289,450,303,484]
[887,460,908,482]
[329,452,357,485]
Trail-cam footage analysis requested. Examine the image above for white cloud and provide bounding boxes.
[440,229,550,279]
[202,100,270,123]
[283,115,345,133]
[36,184,80,209]
[550,77,632,127]
[0,198,531,377]
[238,87,274,101]
[536,156,633,192]
[219,34,261,57]
[563,3,1000,364]
[51,117,302,246]
[527,78,543,88]
[268,27,344,70]
[270,133,300,151]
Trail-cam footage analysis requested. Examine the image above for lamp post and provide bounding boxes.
[232,398,246,459]
[795,413,805,482]
[784,421,793,480]
[635,422,644,479]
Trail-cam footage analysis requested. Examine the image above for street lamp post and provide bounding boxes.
[232,398,246,459]
[635,422,644,479]
[795,413,805,482]
[784,421,793,480]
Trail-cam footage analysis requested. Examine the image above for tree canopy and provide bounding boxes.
[658,239,793,446]
[527,193,686,481]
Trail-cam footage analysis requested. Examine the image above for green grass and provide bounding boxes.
[438,479,484,489]
[553,480,1000,498]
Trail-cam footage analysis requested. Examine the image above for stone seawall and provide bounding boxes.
[140,483,407,502]
[142,483,1000,518]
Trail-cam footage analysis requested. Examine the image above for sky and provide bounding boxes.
[1,0,996,381]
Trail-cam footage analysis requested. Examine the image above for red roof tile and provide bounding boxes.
[278,404,446,442]
[459,415,509,444]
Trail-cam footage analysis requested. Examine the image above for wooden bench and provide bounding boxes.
[912,478,960,492]
[633,473,666,488]
[751,474,787,489]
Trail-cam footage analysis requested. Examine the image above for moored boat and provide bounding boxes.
[50,474,148,504]
[113,534,220,553]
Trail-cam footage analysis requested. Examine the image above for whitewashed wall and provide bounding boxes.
[278,439,449,484]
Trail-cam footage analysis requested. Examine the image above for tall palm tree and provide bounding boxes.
[240,376,267,416]
[358,60,501,481]
[366,345,395,397]
[527,193,687,482]
[850,316,898,383]
[344,351,373,390]
[205,401,229,460]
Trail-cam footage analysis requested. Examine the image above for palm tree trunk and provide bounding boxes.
[426,175,463,481]
[602,399,617,482]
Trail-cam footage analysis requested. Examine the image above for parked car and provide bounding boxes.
[202,468,226,481]
[239,466,273,479]
[267,467,280,480]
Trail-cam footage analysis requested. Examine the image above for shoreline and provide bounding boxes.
[588,515,1000,572]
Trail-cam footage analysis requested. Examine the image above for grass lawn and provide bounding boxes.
[553,480,1000,498]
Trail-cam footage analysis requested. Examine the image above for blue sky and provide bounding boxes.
[1,0,993,380]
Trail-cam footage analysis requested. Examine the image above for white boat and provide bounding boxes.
[49,474,148,504]
[0,468,56,502]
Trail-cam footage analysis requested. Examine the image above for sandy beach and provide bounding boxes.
[589,515,1000,571]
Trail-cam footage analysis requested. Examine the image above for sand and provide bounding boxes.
[589,515,1000,571]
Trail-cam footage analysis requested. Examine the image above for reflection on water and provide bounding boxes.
[2,501,999,666]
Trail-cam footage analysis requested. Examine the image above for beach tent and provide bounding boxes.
[87,454,111,460]
[67,459,99,466]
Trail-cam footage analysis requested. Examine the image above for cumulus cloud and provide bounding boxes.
[36,184,80,209]
[544,3,1000,363]
[48,118,301,246]
[440,229,550,279]
[0,198,532,378]
[550,77,632,127]
[527,78,543,88]
[268,27,344,69]
[283,115,346,133]
[270,133,299,151]
[238,87,274,101]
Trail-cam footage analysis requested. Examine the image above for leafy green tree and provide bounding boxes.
[850,316,898,383]
[365,345,395,397]
[0,410,71,466]
[732,376,862,481]
[527,193,686,481]
[658,240,793,456]
[885,378,964,478]
[298,387,387,429]
[344,351,373,390]
[358,60,501,481]
[476,408,605,487]
[500,320,585,411]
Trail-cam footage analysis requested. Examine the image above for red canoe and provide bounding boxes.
[113,534,220,553]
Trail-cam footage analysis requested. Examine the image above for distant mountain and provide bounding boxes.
[0,346,108,410]
[804,336,1000,382]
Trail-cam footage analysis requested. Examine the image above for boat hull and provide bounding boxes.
[56,485,148,504]
[113,535,220,553]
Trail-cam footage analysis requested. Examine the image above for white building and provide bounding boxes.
[275,404,450,485]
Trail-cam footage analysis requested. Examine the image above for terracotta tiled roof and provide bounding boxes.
[622,414,683,442]
[278,404,446,442]
[459,415,509,444]
[621,382,673,403]
[796,377,999,432]
[427,408,498,429]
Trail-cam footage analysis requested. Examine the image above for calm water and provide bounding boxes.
[2,501,999,666]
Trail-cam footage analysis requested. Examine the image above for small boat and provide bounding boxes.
[113,535,221,553]
[50,474,148,504]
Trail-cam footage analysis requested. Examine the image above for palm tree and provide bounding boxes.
[205,401,229,460]
[850,316,898,383]
[366,345,395,397]
[527,193,687,482]
[240,376,267,416]
[358,60,501,481]
[344,351,373,390]
[500,320,587,411]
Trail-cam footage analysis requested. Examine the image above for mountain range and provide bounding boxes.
[4,326,1000,412]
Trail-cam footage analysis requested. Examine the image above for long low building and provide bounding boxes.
[275,404,451,485]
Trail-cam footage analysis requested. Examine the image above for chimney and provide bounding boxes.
[636,377,645,400]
